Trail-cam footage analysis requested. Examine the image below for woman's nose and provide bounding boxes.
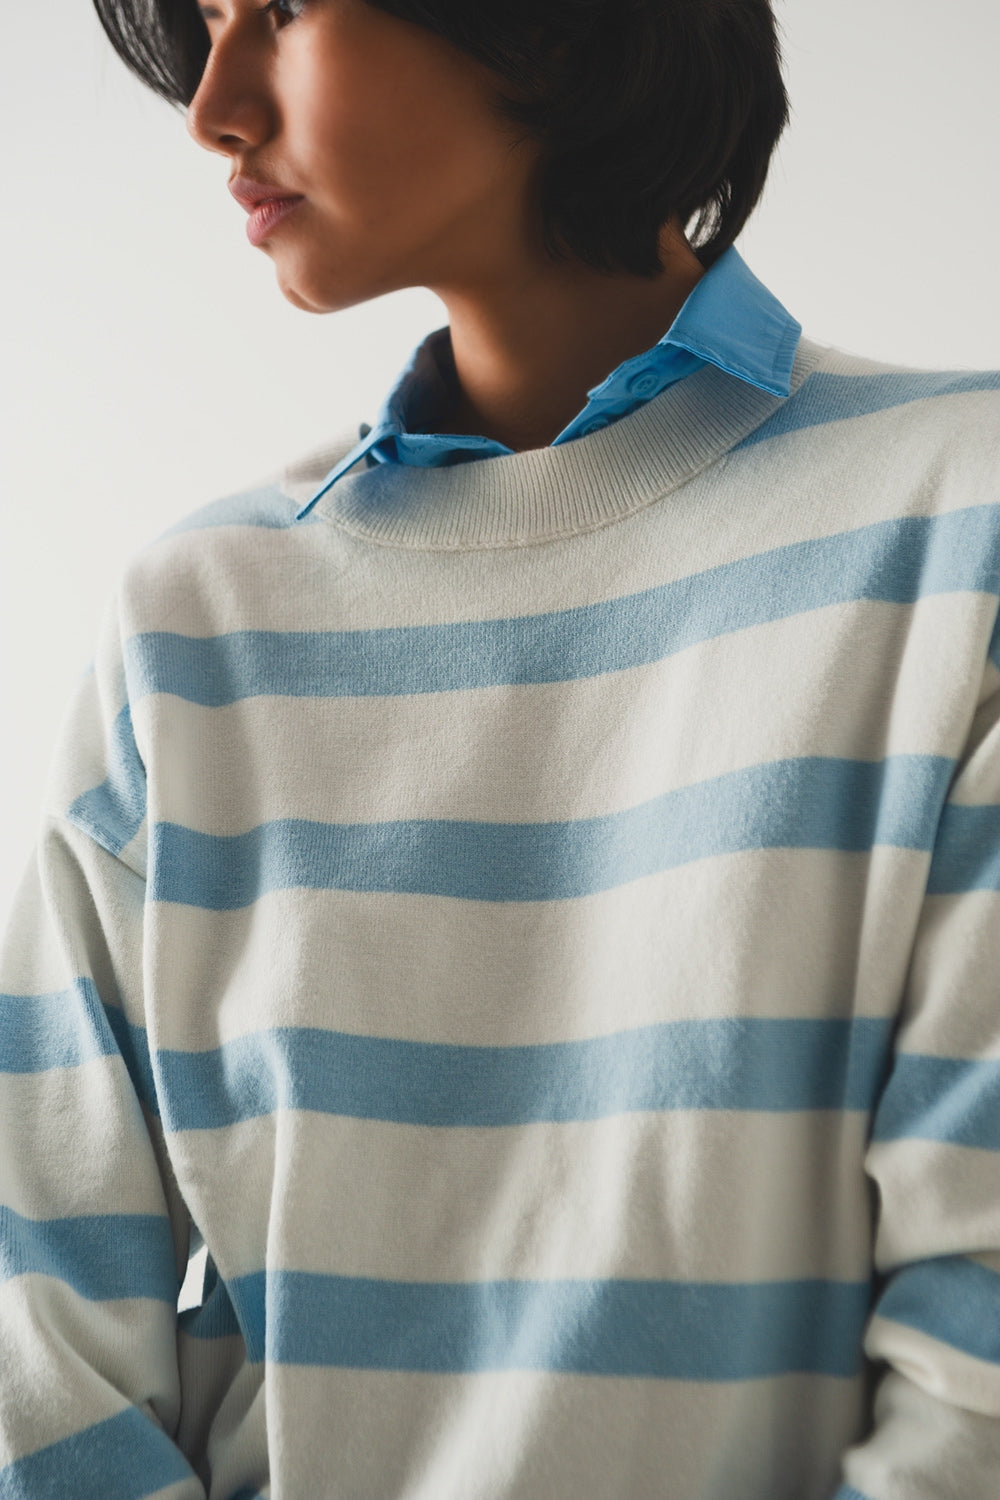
[185,35,275,156]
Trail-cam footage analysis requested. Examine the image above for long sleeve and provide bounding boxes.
[4,341,996,1498]
[834,655,1000,1499]
[0,593,205,1497]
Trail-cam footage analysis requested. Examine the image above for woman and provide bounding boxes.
[1,2,998,1496]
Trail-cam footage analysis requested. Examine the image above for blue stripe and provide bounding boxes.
[178,1263,244,1342]
[875,1256,1000,1366]
[0,979,116,1073]
[0,1208,177,1303]
[156,1017,893,1133]
[872,1054,1000,1151]
[102,1006,158,1115]
[736,369,1000,450]
[0,979,157,1115]
[0,1408,196,1500]
[148,754,954,910]
[927,803,1000,894]
[66,704,146,856]
[123,505,1000,705]
[227,1269,872,1378]
[989,610,1000,669]
[830,1490,874,1500]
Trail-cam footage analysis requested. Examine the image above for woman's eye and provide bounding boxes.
[261,0,308,25]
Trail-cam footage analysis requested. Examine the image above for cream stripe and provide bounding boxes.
[122,392,1000,635]
[0,1281,179,1462]
[868,1140,1000,1269]
[0,1064,167,1219]
[865,1317,1000,1417]
[263,1363,866,1500]
[129,591,990,833]
[903,891,1000,1060]
[841,1369,1000,1497]
[144,846,913,1051]
[170,1109,875,1285]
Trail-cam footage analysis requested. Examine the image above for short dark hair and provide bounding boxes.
[91,0,790,276]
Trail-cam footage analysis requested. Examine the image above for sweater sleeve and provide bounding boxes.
[833,658,1000,1500]
[0,593,205,1497]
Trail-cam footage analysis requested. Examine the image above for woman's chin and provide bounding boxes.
[276,277,317,313]
[272,253,383,316]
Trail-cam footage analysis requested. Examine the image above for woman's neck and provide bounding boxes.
[426,220,707,453]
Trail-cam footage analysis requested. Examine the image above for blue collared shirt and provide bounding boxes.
[299,246,801,517]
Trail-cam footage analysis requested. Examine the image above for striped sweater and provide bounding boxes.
[2,334,1000,1499]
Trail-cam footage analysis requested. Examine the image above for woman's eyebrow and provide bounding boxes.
[199,1,267,20]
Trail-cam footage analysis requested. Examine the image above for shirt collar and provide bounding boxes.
[297,246,801,518]
[595,244,802,402]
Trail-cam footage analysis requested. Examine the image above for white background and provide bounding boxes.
[2,0,999,918]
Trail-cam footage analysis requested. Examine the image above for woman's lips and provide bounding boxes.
[245,195,305,247]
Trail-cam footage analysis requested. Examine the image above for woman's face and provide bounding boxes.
[188,0,544,313]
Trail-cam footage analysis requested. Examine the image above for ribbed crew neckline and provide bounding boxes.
[287,336,828,552]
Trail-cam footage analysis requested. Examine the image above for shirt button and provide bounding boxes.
[578,415,611,437]
[626,369,662,399]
